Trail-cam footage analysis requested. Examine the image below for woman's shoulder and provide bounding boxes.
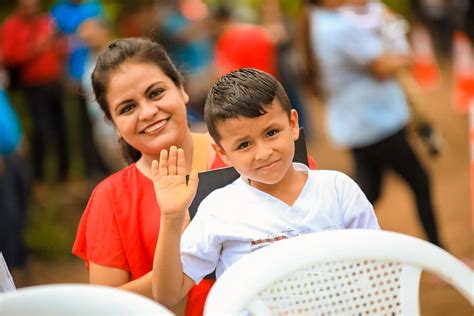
[192,132,226,170]
[81,163,150,228]
[91,163,144,196]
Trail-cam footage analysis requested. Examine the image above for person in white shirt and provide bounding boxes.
[150,68,379,308]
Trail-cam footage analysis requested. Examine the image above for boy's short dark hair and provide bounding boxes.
[204,68,292,145]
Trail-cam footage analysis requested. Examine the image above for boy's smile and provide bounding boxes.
[215,102,301,192]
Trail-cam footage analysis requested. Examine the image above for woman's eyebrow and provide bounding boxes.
[144,81,164,95]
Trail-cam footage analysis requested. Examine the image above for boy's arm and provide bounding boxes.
[338,173,380,229]
[151,147,198,308]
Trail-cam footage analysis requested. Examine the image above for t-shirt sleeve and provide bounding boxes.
[336,173,380,229]
[340,23,383,67]
[72,183,129,272]
[180,202,221,284]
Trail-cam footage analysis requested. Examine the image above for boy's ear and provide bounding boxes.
[290,109,300,141]
[211,143,232,166]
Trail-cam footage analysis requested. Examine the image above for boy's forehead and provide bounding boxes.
[215,104,288,139]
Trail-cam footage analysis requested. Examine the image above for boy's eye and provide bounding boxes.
[267,129,279,137]
[119,103,135,115]
[237,141,250,150]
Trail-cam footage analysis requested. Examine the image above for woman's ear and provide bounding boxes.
[181,86,190,104]
[211,143,232,165]
[290,109,300,141]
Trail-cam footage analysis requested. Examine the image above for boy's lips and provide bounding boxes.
[142,118,169,134]
[256,159,280,171]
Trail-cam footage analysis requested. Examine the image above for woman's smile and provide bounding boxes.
[142,118,169,135]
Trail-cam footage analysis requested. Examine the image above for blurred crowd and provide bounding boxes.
[0,0,473,280]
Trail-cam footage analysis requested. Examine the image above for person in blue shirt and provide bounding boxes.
[51,0,104,83]
[301,0,443,248]
[51,0,110,179]
[0,74,30,272]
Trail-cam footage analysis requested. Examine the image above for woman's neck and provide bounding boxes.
[136,131,194,179]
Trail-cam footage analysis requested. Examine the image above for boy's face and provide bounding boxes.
[215,101,300,188]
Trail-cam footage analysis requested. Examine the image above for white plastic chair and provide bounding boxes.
[204,230,473,315]
[0,283,174,315]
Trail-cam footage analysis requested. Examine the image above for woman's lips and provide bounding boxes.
[142,119,168,134]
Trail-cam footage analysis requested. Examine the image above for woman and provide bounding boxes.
[72,38,226,315]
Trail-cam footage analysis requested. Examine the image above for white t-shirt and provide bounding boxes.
[181,163,379,284]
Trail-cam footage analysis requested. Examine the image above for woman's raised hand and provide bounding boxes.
[152,146,199,221]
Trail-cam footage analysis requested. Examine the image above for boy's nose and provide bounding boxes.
[255,143,273,161]
[139,102,159,121]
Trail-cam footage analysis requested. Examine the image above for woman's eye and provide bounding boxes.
[149,89,163,99]
[119,103,135,115]
[237,141,250,150]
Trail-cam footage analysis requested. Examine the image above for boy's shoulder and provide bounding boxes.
[308,169,358,189]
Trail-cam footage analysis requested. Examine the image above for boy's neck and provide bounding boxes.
[250,164,308,207]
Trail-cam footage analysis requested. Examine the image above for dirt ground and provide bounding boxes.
[11,65,472,315]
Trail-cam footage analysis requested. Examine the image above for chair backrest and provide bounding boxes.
[189,127,309,220]
[204,230,473,315]
[0,283,173,315]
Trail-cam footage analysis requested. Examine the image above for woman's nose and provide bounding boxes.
[138,101,159,121]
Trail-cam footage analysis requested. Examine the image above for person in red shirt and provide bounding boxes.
[212,5,278,78]
[0,0,69,183]
[72,38,316,315]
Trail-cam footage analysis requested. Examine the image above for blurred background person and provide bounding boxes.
[0,61,30,281]
[0,0,69,187]
[339,0,443,157]
[77,18,124,172]
[301,0,443,247]
[51,0,110,180]
[150,0,214,127]
[410,0,471,59]
[260,0,312,139]
[211,4,277,78]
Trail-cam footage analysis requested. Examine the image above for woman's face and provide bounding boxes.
[106,62,189,159]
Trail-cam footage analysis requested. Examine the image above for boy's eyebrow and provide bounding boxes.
[230,135,250,144]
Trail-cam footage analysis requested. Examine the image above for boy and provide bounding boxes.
[151,68,379,308]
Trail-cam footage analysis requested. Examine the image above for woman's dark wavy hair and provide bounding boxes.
[91,37,184,164]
